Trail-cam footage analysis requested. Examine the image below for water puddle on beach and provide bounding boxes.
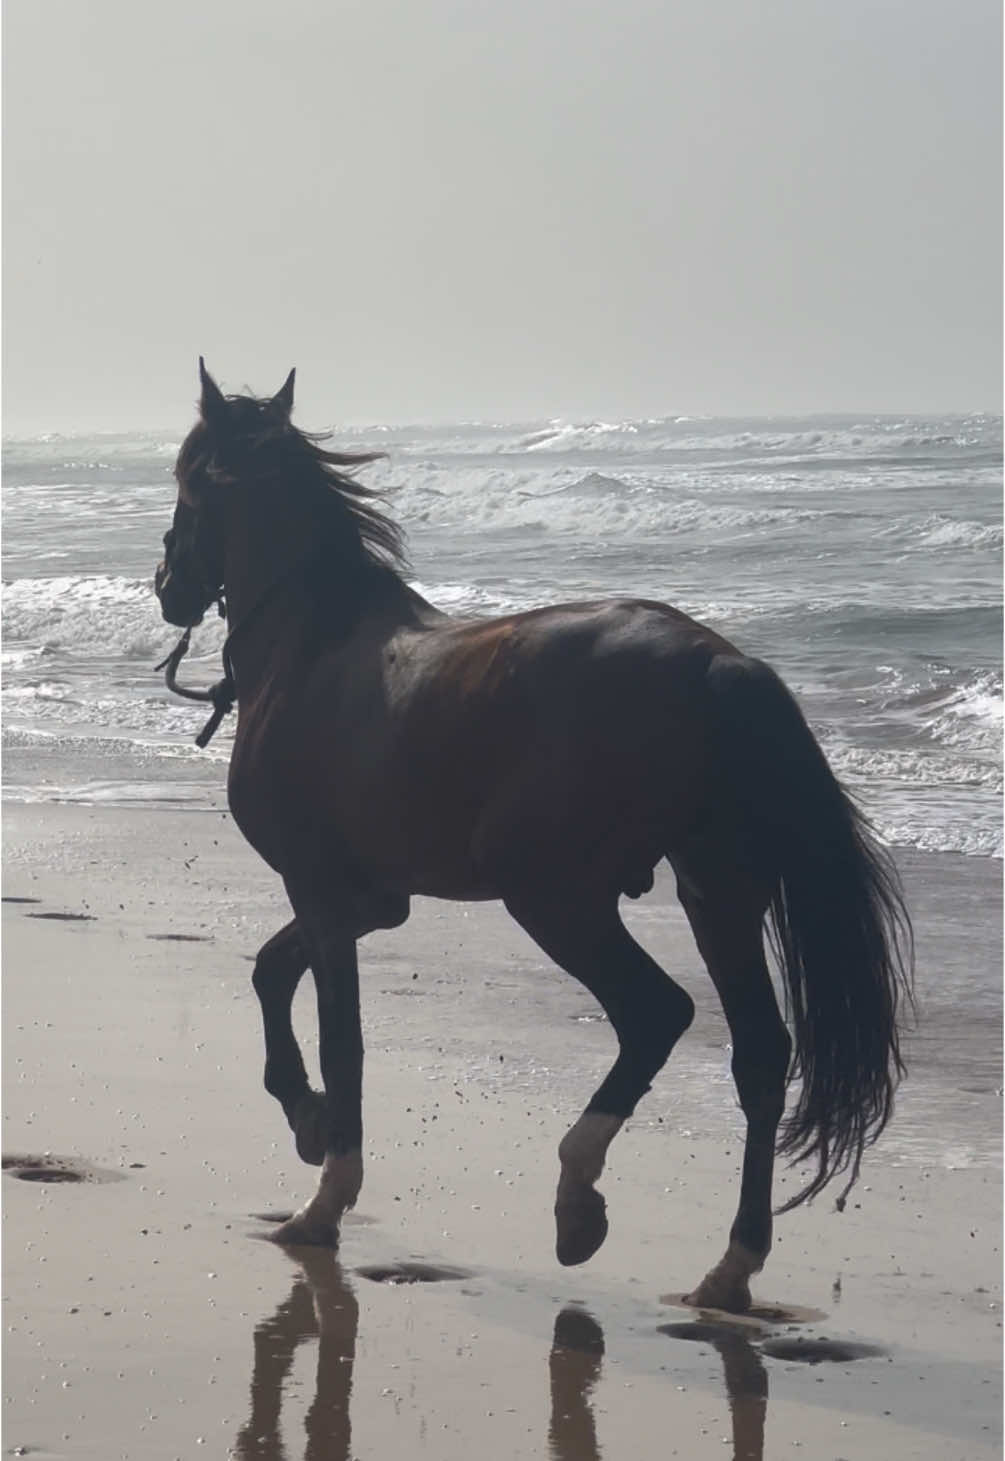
[659,1292,826,1329]
[655,1319,883,1366]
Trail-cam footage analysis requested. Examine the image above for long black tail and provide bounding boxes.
[706,653,914,1210]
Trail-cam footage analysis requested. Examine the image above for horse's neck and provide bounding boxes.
[222,534,433,698]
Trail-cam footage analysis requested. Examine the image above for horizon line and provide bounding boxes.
[4,404,1003,443]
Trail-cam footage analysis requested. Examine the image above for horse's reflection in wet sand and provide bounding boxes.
[706,1330,768,1461]
[234,1250,358,1461]
[658,1319,769,1461]
[549,1306,606,1460]
[234,1255,770,1461]
[550,1307,768,1461]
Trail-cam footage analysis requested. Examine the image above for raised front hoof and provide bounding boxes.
[267,1211,340,1249]
[684,1271,753,1315]
[555,1187,609,1267]
[292,1090,329,1166]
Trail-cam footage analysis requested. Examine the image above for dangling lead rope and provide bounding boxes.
[155,549,318,749]
[154,625,237,748]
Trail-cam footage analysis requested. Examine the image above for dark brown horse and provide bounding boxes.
[154,361,912,1313]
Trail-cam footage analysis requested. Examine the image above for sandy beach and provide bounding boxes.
[3,799,1001,1460]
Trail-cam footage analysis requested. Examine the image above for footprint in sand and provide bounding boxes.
[355,1261,473,1285]
[26,910,96,921]
[147,933,213,942]
[760,1336,886,1364]
[1,1154,127,1185]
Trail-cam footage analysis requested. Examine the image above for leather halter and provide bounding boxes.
[156,534,318,749]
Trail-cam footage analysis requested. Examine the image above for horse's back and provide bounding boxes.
[387,597,742,894]
[408,595,738,705]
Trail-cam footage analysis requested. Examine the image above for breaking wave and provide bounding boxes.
[2,412,1000,856]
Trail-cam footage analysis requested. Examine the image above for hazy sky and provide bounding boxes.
[4,0,1001,433]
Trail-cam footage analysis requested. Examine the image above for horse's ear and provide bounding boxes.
[271,368,296,419]
[198,357,228,428]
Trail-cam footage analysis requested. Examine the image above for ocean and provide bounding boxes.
[3,412,1002,860]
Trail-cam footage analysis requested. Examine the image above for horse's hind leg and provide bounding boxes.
[505,891,695,1266]
[675,876,791,1313]
[251,920,329,1165]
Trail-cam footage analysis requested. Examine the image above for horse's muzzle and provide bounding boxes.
[154,561,206,627]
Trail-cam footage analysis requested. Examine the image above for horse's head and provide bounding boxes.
[154,358,295,626]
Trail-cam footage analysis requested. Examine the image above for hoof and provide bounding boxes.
[684,1273,753,1315]
[292,1090,328,1166]
[555,1186,608,1266]
[685,1240,762,1314]
[268,1210,340,1248]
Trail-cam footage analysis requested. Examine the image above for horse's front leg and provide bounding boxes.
[270,899,363,1248]
[251,920,330,1165]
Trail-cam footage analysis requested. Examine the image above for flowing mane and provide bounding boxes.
[192,390,409,573]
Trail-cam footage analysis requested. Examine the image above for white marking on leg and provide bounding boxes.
[271,1150,363,1246]
[558,1112,623,1186]
[710,1238,763,1282]
[311,1150,363,1220]
[553,1113,622,1265]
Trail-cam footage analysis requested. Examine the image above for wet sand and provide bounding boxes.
[3,801,1001,1460]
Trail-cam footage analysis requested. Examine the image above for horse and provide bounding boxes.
[153,360,912,1314]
